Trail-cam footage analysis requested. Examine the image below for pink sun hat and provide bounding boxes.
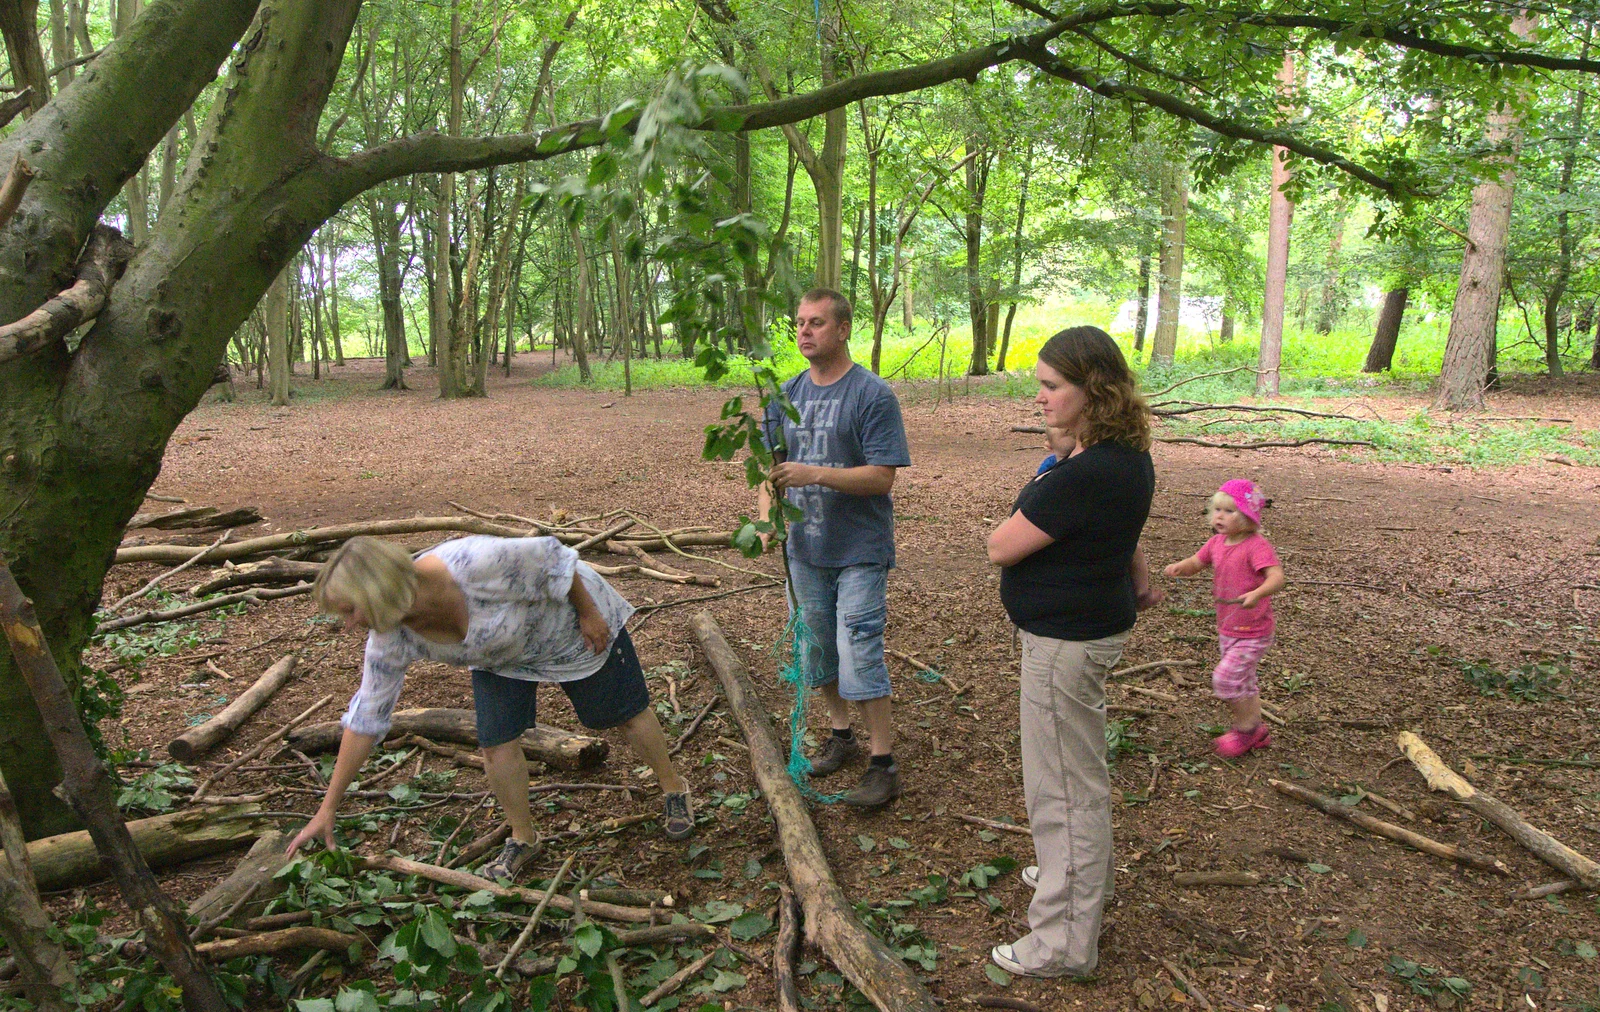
[1218,479,1266,526]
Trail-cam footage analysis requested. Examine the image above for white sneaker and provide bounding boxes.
[1022,865,1039,889]
[990,943,1075,979]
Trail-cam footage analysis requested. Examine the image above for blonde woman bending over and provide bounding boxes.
[286,535,694,881]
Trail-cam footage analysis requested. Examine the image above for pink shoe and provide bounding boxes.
[1215,724,1271,758]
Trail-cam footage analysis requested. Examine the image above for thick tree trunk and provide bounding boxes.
[0,770,74,1012]
[569,221,593,381]
[0,0,52,116]
[371,198,407,389]
[1150,155,1188,366]
[266,266,290,405]
[964,139,988,376]
[1257,51,1296,395]
[325,240,343,365]
[1437,13,1534,410]
[1132,246,1150,351]
[1363,287,1407,372]
[996,153,1029,373]
[1314,205,1347,334]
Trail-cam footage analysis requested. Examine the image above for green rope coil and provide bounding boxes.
[776,609,846,804]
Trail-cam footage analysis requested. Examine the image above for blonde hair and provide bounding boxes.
[312,537,418,633]
[1208,492,1259,531]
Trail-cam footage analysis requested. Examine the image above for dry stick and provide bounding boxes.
[190,695,335,802]
[956,813,1032,836]
[360,855,657,923]
[0,156,36,231]
[1152,400,1361,421]
[1173,871,1259,887]
[1155,436,1376,450]
[640,948,719,1008]
[360,747,420,790]
[1108,658,1200,681]
[1160,958,1213,1009]
[1268,779,1510,875]
[690,613,941,1012]
[494,853,575,979]
[1143,364,1263,399]
[99,582,312,633]
[436,794,493,865]
[628,581,784,630]
[1397,732,1600,889]
[1359,789,1416,823]
[0,560,230,1012]
[1123,684,1179,704]
[449,823,511,870]
[193,927,362,961]
[168,653,299,762]
[1513,880,1581,901]
[668,698,718,756]
[969,998,1051,1012]
[105,530,233,613]
[773,884,802,1012]
[886,647,967,694]
[573,518,637,552]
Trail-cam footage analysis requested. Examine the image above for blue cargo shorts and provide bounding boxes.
[787,558,892,701]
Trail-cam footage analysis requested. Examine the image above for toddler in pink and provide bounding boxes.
[1163,479,1286,757]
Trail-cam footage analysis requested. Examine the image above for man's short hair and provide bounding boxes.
[798,287,852,328]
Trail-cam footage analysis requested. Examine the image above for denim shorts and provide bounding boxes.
[471,628,650,747]
[787,558,892,701]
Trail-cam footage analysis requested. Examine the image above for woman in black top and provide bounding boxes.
[985,326,1159,978]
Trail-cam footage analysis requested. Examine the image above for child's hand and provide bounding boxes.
[1238,589,1264,609]
[1162,562,1182,578]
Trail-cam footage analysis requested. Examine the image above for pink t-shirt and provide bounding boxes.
[1196,532,1281,638]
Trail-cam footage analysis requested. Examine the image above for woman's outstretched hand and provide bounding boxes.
[286,808,337,856]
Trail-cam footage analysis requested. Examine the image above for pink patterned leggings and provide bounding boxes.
[1213,635,1272,700]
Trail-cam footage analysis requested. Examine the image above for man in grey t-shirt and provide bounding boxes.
[760,287,911,807]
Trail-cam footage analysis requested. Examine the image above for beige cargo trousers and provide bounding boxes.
[1011,628,1130,976]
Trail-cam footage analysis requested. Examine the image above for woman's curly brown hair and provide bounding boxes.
[1037,326,1151,450]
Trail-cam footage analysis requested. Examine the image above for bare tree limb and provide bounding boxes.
[1155,436,1375,450]
[0,154,35,229]
[0,224,133,365]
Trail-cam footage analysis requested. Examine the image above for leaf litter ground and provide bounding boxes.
[82,354,1600,1011]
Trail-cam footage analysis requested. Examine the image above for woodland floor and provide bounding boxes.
[79,352,1600,1012]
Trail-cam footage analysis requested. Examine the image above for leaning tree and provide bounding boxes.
[0,0,1594,834]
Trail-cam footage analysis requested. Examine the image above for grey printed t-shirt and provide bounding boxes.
[764,363,911,568]
[340,535,635,739]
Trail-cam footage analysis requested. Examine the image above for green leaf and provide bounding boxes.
[728,911,773,941]
[573,922,605,958]
[1346,928,1368,949]
[709,969,747,992]
[295,1001,335,1012]
[691,899,744,923]
[1575,941,1597,961]
[743,858,763,880]
[1307,863,1333,874]
[857,834,877,853]
[889,837,910,850]
[984,964,1012,986]
[335,988,380,1012]
[419,909,456,957]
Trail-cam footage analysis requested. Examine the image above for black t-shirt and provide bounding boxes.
[999,441,1155,641]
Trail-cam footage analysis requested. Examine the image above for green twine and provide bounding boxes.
[776,608,846,804]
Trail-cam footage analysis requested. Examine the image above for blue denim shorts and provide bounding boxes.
[787,559,892,701]
[471,628,649,747]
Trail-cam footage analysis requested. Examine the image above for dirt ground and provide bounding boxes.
[85,353,1600,1011]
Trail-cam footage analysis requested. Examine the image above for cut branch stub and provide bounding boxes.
[690,611,941,1012]
[0,223,132,366]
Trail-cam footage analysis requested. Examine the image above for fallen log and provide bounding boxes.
[1513,880,1581,901]
[691,612,941,1012]
[191,558,323,596]
[26,805,275,892]
[1172,871,1259,887]
[194,927,362,961]
[359,855,656,923]
[1397,732,1600,889]
[187,831,296,928]
[114,516,736,567]
[169,654,299,762]
[0,560,231,1012]
[288,709,608,771]
[1268,779,1510,876]
[192,695,335,801]
[127,507,264,532]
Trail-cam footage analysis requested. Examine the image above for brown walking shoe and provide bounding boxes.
[808,734,861,778]
[841,762,901,807]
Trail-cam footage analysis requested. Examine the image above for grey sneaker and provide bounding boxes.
[480,837,539,883]
[1023,865,1039,889]
[662,792,695,840]
[841,763,901,807]
[808,734,861,777]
